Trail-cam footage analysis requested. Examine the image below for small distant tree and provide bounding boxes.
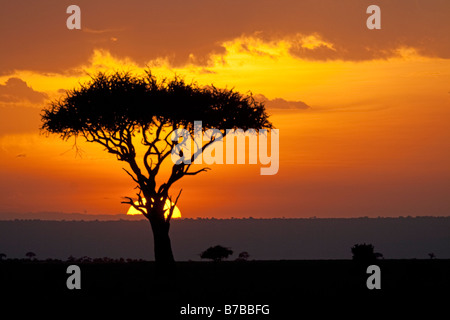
[25,252,36,260]
[79,256,92,263]
[351,243,382,263]
[200,245,233,262]
[374,252,384,259]
[236,251,250,261]
[0,253,6,261]
[428,253,436,259]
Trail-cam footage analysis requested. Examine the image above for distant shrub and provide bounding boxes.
[374,252,384,259]
[236,251,250,261]
[25,252,36,260]
[351,243,382,262]
[200,245,233,262]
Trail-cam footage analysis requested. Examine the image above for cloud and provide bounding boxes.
[255,94,310,110]
[82,27,124,34]
[221,33,341,61]
[287,34,338,60]
[0,78,48,103]
[0,1,448,74]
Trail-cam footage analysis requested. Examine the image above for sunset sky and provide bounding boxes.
[1,0,449,219]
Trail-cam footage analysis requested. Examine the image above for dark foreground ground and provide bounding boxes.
[1,259,448,317]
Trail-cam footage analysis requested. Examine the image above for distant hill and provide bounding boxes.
[0,217,449,260]
[0,211,141,221]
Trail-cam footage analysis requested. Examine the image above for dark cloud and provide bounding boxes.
[255,94,310,110]
[0,78,48,103]
[0,0,449,74]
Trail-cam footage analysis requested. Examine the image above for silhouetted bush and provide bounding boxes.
[236,251,250,261]
[374,252,384,259]
[200,245,233,262]
[351,243,381,263]
[25,252,36,260]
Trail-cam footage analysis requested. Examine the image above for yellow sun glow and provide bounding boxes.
[126,198,182,219]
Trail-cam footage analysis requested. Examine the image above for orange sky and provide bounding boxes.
[0,0,449,218]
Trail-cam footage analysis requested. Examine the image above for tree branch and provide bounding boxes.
[122,168,139,184]
[158,128,225,195]
[121,196,148,218]
[184,167,211,175]
[166,189,182,223]
[143,126,176,178]
[190,130,226,163]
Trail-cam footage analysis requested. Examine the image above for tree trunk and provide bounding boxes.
[149,217,175,265]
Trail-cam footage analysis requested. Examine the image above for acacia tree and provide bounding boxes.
[200,245,233,262]
[41,71,272,265]
[25,252,36,260]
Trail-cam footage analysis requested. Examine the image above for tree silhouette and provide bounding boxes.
[25,252,36,260]
[41,71,272,265]
[351,243,382,263]
[200,245,233,262]
[0,253,6,261]
[236,251,250,261]
[374,252,384,259]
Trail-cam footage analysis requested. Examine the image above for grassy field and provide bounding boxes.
[1,259,448,317]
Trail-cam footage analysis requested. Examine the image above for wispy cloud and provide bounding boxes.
[83,28,117,34]
[255,94,310,110]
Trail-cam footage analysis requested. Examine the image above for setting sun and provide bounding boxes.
[126,199,182,219]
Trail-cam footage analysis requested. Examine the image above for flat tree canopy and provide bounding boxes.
[200,245,234,262]
[42,71,271,138]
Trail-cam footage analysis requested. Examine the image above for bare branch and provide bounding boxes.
[143,147,154,176]
[152,148,172,176]
[184,167,211,175]
[159,128,221,195]
[166,189,182,222]
[143,126,176,178]
[164,127,176,148]
[189,132,225,164]
[121,196,148,218]
[173,189,182,206]
[122,168,139,184]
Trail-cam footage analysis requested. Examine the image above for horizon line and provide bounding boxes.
[1,214,450,222]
